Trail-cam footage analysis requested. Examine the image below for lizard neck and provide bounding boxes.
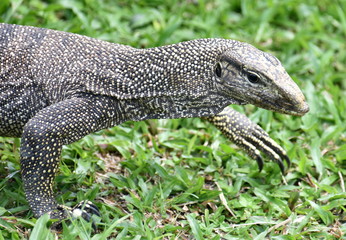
[87,39,240,120]
[117,39,234,99]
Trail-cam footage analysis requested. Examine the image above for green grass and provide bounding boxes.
[1,0,346,239]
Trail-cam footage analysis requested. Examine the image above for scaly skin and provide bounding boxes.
[0,23,308,222]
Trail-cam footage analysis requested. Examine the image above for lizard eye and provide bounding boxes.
[215,62,222,78]
[246,71,261,84]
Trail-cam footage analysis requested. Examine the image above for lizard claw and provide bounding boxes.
[246,123,290,173]
[254,155,264,172]
[206,107,290,173]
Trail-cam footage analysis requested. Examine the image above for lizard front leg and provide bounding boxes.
[20,95,118,220]
[205,106,290,172]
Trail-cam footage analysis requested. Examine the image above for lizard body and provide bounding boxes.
[0,23,308,221]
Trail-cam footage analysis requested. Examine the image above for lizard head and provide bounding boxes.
[214,41,309,116]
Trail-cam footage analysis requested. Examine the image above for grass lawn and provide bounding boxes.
[1,0,346,239]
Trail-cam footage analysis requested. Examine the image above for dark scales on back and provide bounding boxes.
[0,23,309,224]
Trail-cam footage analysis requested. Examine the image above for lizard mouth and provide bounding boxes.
[279,103,309,116]
[265,99,309,116]
[287,101,309,116]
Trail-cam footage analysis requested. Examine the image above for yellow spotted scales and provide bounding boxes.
[0,23,309,222]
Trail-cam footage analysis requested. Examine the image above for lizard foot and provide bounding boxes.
[206,107,290,173]
[234,122,290,173]
[51,201,100,230]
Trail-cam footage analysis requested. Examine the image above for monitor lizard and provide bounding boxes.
[0,23,309,223]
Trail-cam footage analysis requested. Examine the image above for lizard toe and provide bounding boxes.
[70,201,100,230]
